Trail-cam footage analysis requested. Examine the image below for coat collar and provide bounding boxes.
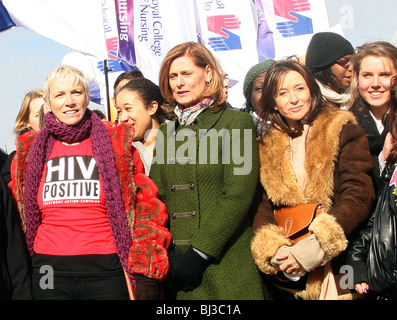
[196,107,224,129]
[259,107,357,209]
[164,107,226,137]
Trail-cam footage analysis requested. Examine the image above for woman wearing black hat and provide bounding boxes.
[305,32,354,109]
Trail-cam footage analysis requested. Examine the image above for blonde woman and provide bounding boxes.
[14,89,45,135]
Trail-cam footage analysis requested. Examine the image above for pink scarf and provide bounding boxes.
[174,98,212,125]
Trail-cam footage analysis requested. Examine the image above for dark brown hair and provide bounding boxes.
[258,57,327,137]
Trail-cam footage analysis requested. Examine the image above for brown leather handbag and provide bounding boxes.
[274,203,325,242]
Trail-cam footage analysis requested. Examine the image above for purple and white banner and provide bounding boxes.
[115,0,136,66]
[133,0,196,83]
[2,0,333,111]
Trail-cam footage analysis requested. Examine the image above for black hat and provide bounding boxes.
[305,32,354,73]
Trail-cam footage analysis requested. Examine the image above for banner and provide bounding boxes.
[194,0,261,108]
[115,0,136,66]
[0,0,14,32]
[252,0,275,62]
[3,0,332,114]
[3,0,108,59]
[133,0,197,84]
[259,0,330,59]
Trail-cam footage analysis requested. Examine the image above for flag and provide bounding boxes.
[133,0,197,84]
[194,0,262,108]
[259,0,330,59]
[115,0,136,66]
[252,0,275,62]
[3,0,108,58]
[0,0,14,32]
[3,0,332,113]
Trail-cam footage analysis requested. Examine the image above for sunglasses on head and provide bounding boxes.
[335,58,351,69]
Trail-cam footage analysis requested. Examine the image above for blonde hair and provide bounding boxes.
[43,64,90,103]
[14,89,45,134]
[158,42,227,115]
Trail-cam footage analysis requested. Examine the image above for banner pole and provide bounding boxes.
[104,59,111,121]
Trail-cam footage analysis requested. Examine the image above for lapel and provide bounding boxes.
[196,107,224,130]
[259,107,357,209]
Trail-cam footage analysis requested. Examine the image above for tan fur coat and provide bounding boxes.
[251,107,375,299]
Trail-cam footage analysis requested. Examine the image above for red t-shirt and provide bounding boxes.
[34,138,117,256]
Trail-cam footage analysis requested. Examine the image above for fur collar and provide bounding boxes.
[258,107,357,210]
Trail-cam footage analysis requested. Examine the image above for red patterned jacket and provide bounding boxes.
[9,121,171,281]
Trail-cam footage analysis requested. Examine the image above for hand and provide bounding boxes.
[177,247,208,292]
[207,15,241,37]
[276,12,313,37]
[106,37,118,60]
[275,249,306,276]
[208,29,242,51]
[97,51,135,73]
[380,132,395,162]
[273,0,311,22]
[354,282,369,295]
[288,234,325,272]
[166,249,184,285]
[134,274,161,300]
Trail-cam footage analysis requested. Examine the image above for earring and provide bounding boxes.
[206,80,211,86]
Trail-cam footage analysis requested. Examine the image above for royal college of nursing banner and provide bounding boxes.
[133,0,197,84]
[2,0,332,115]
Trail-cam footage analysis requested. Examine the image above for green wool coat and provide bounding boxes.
[150,107,272,300]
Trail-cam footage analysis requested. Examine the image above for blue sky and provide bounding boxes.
[0,27,70,152]
[0,0,396,152]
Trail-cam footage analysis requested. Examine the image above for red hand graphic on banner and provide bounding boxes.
[207,15,241,38]
[106,37,118,60]
[273,0,311,22]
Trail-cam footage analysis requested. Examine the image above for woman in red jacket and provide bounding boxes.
[9,65,171,300]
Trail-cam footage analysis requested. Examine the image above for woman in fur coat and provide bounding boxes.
[250,58,375,300]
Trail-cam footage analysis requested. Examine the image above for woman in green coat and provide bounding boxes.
[150,42,272,300]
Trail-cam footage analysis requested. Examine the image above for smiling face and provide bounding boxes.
[115,89,156,141]
[168,55,212,108]
[47,77,89,126]
[274,71,312,129]
[357,55,397,115]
